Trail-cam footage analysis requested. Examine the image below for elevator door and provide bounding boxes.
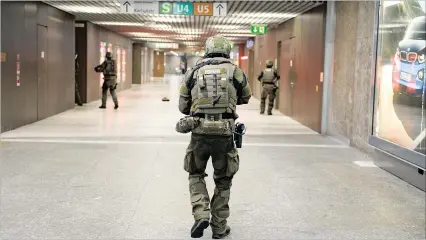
[37,25,48,120]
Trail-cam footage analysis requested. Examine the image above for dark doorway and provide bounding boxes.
[37,25,48,120]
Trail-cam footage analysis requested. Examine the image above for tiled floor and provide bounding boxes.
[0,75,424,239]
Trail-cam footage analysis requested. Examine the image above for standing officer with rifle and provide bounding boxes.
[94,52,119,109]
[175,35,251,239]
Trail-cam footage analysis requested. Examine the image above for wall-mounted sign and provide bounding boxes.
[251,24,268,35]
[246,39,254,49]
[16,54,20,87]
[1,52,6,62]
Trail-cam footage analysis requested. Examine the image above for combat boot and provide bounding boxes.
[212,226,231,239]
[114,104,119,109]
[99,105,106,109]
[190,218,209,238]
[268,112,272,115]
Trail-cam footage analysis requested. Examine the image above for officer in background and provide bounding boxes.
[258,60,280,115]
[178,35,251,239]
[94,52,119,109]
[75,53,83,106]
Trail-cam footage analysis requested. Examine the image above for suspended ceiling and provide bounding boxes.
[44,0,323,49]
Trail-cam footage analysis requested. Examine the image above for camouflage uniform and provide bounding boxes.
[258,60,280,115]
[178,35,251,239]
[95,52,119,109]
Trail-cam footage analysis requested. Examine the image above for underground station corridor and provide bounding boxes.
[1,1,425,239]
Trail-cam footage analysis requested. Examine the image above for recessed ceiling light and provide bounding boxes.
[61,6,115,14]
[232,12,297,19]
[220,33,256,37]
[93,22,145,26]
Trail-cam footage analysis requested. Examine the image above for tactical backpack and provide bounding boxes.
[190,62,238,135]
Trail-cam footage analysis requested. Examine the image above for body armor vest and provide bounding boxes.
[190,61,237,118]
[104,60,116,76]
[262,68,276,83]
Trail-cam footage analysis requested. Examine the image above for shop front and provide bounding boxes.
[370,0,425,190]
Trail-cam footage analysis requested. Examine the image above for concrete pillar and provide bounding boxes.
[321,1,336,135]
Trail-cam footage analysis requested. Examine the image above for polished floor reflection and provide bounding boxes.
[0,75,425,239]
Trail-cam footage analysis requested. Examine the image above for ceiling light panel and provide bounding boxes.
[92,21,144,26]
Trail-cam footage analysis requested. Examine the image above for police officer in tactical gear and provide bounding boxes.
[94,52,119,109]
[258,60,280,115]
[75,53,83,106]
[178,35,252,239]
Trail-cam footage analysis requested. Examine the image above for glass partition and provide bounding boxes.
[374,0,426,158]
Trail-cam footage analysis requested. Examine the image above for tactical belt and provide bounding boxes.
[194,113,234,120]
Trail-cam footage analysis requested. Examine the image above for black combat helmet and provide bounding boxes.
[105,52,112,60]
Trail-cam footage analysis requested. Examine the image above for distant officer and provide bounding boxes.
[177,35,251,239]
[258,60,280,115]
[75,53,83,106]
[94,52,119,109]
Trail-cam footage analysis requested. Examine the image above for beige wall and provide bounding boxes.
[330,1,377,151]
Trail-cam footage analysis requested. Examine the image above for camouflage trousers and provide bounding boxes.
[184,133,239,235]
[260,85,276,114]
[101,79,118,106]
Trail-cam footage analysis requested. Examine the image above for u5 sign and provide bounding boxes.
[120,1,227,17]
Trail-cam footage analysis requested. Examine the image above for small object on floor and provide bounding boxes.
[99,105,106,109]
[162,97,170,102]
[190,218,209,238]
[212,226,231,239]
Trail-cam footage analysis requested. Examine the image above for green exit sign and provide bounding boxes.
[251,24,268,35]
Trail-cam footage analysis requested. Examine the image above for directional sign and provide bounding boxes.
[159,2,173,14]
[194,3,213,16]
[173,2,193,15]
[134,1,159,14]
[213,3,227,17]
[159,2,226,16]
[251,24,268,35]
[120,1,159,14]
[120,1,134,13]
